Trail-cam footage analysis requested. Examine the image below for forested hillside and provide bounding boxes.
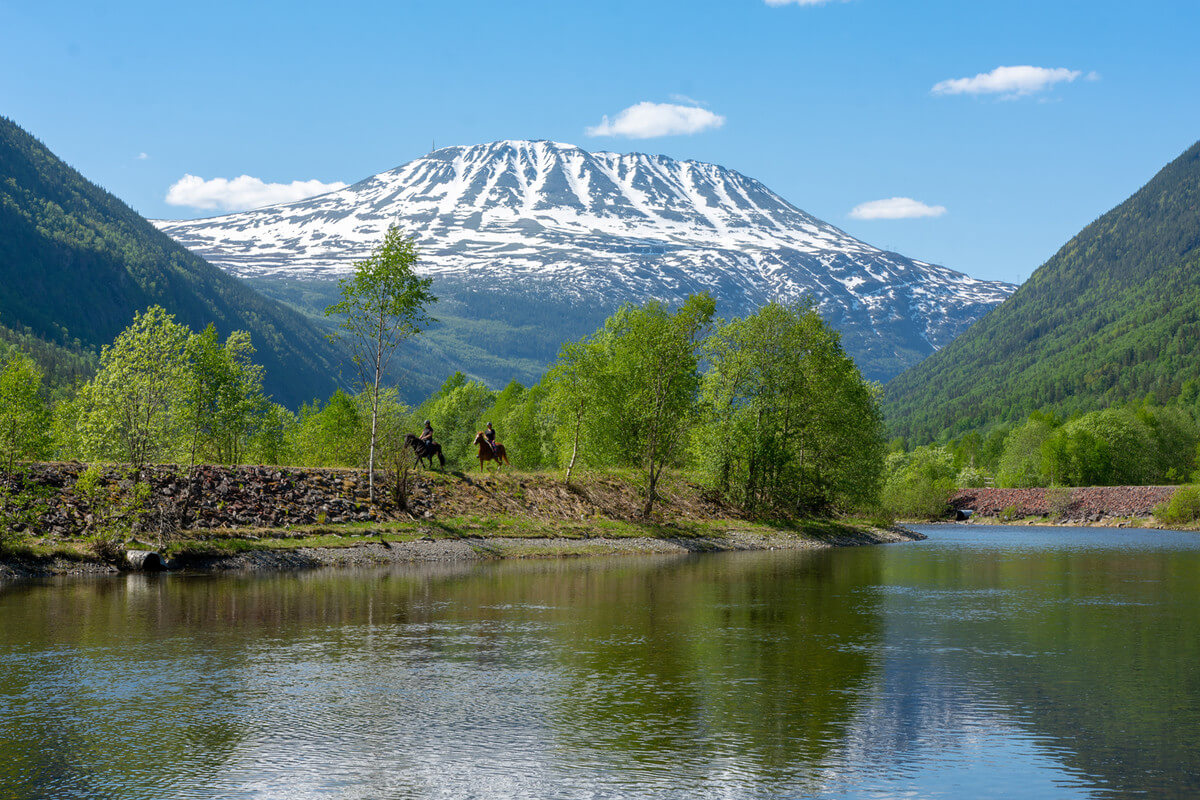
[0,116,346,406]
[885,139,1200,442]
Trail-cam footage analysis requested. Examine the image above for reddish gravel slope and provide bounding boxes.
[951,486,1177,522]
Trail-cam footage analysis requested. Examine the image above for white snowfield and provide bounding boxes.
[154,140,1014,363]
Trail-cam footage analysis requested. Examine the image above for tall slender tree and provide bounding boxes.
[597,294,716,515]
[326,225,435,501]
[0,350,50,470]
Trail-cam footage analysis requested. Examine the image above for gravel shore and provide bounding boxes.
[174,526,922,573]
[3,526,922,579]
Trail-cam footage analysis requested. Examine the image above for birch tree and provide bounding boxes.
[0,351,51,470]
[326,225,434,501]
[77,306,191,468]
[695,301,884,514]
[582,294,715,514]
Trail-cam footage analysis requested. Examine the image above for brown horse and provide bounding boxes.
[473,431,510,470]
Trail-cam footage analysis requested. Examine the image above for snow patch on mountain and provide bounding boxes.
[153,140,1015,376]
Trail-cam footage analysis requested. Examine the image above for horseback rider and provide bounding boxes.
[484,422,498,456]
[420,419,435,449]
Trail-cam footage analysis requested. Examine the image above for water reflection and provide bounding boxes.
[1,526,1198,798]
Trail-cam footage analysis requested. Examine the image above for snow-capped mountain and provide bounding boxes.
[154,140,1014,382]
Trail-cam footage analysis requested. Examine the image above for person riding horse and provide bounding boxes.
[484,422,497,457]
[420,420,435,446]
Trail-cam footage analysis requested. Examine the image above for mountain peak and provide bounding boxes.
[154,141,1014,382]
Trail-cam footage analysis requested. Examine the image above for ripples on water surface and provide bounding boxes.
[2,525,1199,799]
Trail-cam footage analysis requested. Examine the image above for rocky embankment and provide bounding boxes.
[14,463,389,537]
[0,464,923,579]
[9,462,751,536]
[950,486,1177,523]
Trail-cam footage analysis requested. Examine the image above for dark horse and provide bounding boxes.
[404,433,445,469]
[473,431,510,471]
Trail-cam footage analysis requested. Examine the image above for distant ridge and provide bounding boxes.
[155,140,1014,383]
[885,139,1200,441]
[0,116,346,407]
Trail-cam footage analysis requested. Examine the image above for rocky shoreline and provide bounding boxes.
[0,525,923,581]
[0,463,928,581]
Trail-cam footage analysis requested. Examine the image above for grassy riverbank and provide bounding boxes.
[0,467,921,579]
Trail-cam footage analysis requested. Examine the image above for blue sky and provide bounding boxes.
[2,0,1198,284]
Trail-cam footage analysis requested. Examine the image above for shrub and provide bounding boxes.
[0,470,51,552]
[1045,486,1074,520]
[881,447,956,520]
[997,504,1020,523]
[1154,485,1200,526]
[74,466,151,562]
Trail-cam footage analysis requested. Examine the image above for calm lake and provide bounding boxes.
[2,525,1199,799]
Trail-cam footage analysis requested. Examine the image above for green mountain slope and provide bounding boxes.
[0,116,345,407]
[885,139,1200,442]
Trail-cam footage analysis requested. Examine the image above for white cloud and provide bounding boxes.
[586,102,725,139]
[764,0,850,6]
[165,174,348,211]
[136,152,149,160]
[932,65,1083,98]
[849,197,947,220]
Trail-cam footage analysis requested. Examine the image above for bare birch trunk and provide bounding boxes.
[565,399,583,486]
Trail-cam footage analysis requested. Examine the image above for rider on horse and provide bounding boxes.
[421,420,435,446]
[484,422,498,456]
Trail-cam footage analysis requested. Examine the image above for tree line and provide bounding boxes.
[0,298,884,522]
[883,392,1200,517]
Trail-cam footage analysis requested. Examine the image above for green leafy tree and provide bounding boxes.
[326,225,435,500]
[696,301,884,515]
[881,446,957,519]
[75,307,191,468]
[543,335,611,484]
[996,413,1059,488]
[0,351,51,470]
[247,403,297,465]
[293,390,364,467]
[1138,403,1200,483]
[1042,408,1158,486]
[498,382,554,470]
[183,325,269,466]
[594,294,716,515]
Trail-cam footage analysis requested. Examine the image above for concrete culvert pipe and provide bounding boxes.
[125,550,166,571]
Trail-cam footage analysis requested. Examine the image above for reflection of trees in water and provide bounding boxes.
[873,546,1200,799]
[545,550,887,792]
[0,553,888,798]
[0,577,250,799]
